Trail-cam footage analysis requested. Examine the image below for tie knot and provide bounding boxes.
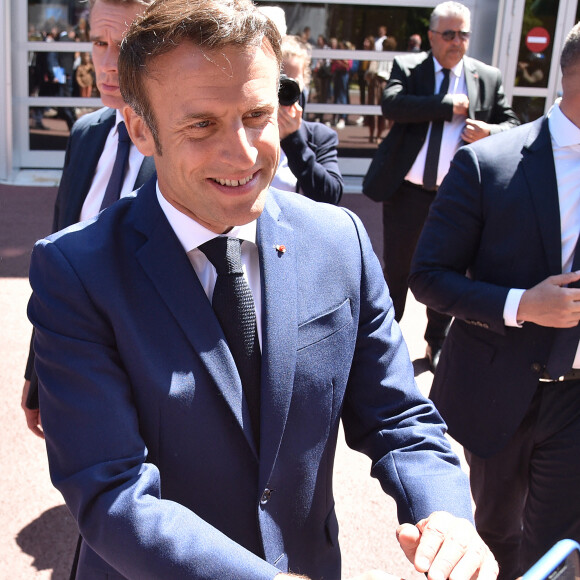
[117,121,130,143]
[199,237,243,275]
[442,68,450,77]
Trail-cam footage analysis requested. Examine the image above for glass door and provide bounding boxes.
[496,0,579,123]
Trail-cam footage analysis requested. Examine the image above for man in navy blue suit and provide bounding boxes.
[410,22,580,580]
[21,0,155,436]
[28,1,498,578]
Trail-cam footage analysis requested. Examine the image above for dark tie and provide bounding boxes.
[100,121,131,211]
[199,237,261,443]
[545,234,580,378]
[423,68,451,191]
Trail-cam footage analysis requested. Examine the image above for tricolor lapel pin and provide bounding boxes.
[274,244,286,255]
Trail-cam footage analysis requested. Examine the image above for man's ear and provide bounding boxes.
[122,105,156,157]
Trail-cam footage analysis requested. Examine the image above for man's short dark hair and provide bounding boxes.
[118,0,282,150]
[561,21,580,74]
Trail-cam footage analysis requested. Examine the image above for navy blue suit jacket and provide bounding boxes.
[29,180,473,579]
[410,117,563,458]
[25,106,155,401]
[280,120,343,204]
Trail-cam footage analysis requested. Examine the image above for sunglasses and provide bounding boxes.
[430,29,471,41]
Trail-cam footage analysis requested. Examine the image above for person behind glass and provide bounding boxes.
[312,34,331,112]
[272,35,343,205]
[330,38,351,129]
[357,35,375,116]
[407,34,422,52]
[365,1,519,372]
[21,0,155,439]
[365,36,396,143]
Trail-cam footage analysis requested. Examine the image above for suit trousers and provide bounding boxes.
[382,180,451,345]
[465,379,580,580]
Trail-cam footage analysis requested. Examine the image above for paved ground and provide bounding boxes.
[0,183,466,579]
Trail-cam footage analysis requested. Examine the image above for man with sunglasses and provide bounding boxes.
[363,1,519,372]
[410,20,580,580]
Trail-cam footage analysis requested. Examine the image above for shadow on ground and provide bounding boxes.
[16,504,78,579]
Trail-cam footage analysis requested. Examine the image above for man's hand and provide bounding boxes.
[21,379,44,438]
[278,102,303,140]
[517,272,580,327]
[461,119,492,143]
[452,94,469,116]
[397,512,498,580]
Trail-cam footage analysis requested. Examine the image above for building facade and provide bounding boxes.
[0,0,578,182]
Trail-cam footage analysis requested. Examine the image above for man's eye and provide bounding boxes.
[191,120,211,129]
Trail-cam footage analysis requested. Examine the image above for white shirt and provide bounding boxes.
[80,109,145,221]
[270,149,299,193]
[406,58,467,187]
[156,184,263,348]
[503,100,580,367]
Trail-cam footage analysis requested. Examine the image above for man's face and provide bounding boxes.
[125,41,280,234]
[90,0,145,109]
[428,15,470,69]
[560,63,580,128]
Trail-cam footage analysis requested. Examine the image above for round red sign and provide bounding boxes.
[526,27,550,53]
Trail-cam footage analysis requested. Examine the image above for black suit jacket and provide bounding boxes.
[25,107,155,405]
[363,51,520,201]
[409,117,564,457]
[52,107,155,231]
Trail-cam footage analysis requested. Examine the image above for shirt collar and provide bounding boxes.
[433,56,464,79]
[156,182,258,253]
[548,99,580,148]
[114,109,125,133]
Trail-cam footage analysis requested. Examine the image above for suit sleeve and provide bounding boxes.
[23,124,78,392]
[280,122,343,205]
[340,209,474,525]
[28,239,280,580]
[409,146,510,335]
[381,57,454,124]
[485,68,520,134]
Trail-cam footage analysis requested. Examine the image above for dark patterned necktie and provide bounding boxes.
[423,68,451,191]
[199,236,261,443]
[100,121,131,211]
[545,234,580,378]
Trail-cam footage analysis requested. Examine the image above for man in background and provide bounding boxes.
[21,0,155,437]
[363,1,519,372]
[410,21,580,580]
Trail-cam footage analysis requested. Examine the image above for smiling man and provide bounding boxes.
[28,1,498,578]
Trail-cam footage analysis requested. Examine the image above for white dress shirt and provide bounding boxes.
[503,100,580,367]
[80,110,145,221]
[406,58,467,187]
[156,184,263,347]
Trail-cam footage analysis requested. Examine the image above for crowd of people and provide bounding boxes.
[19,0,580,579]
[28,18,97,131]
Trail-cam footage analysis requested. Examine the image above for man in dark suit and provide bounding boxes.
[27,1,498,578]
[363,1,519,371]
[21,0,155,436]
[409,22,580,580]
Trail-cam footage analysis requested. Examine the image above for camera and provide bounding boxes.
[278,74,301,106]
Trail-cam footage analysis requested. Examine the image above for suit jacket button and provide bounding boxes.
[531,363,542,374]
[260,489,272,505]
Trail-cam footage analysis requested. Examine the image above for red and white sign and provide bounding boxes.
[526,27,550,53]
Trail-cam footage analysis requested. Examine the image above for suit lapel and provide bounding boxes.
[64,108,116,227]
[464,57,479,118]
[132,180,258,457]
[256,193,298,486]
[522,117,562,275]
